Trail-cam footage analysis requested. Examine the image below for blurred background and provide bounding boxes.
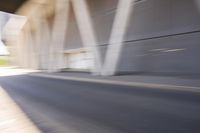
[0,0,200,76]
[1,1,200,133]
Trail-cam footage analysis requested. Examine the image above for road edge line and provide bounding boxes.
[29,73,200,93]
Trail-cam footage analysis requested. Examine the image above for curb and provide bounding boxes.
[29,73,200,93]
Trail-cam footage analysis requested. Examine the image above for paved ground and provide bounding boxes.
[0,74,200,133]
[0,84,41,133]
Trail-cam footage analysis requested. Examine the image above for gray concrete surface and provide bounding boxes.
[0,74,200,133]
[64,0,200,74]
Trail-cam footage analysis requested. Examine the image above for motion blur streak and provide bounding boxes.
[0,1,200,132]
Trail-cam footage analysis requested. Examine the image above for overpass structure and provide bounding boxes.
[2,0,200,75]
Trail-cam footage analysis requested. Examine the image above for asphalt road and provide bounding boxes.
[0,75,200,133]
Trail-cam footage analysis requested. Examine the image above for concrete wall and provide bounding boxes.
[117,0,200,74]
[66,0,200,75]
[64,3,83,50]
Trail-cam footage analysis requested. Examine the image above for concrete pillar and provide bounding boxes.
[102,0,134,76]
[31,13,43,69]
[25,25,39,69]
[40,18,51,70]
[48,0,70,72]
[72,0,102,74]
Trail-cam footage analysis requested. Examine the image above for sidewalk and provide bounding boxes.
[0,67,41,133]
[29,72,200,93]
[0,66,39,77]
[0,86,41,133]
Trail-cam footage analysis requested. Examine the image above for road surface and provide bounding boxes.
[0,74,200,133]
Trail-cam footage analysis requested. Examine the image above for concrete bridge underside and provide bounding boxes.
[3,0,200,76]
